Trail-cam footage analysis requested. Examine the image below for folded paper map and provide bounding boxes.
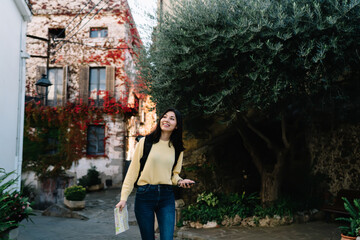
[114,206,129,235]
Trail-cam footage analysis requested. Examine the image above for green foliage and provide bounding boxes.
[181,202,222,224]
[217,192,259,218]
[336,197,360,237]
[254,197,296,218]
[0,169,34,233]
[0,169,17,194]
[78,166,102,188]
[181,192,302,225]
[139,0,360,121]
[181,192,259,224]
[64,185,86,201]
[23,127,67,179]
[20,180,36,203]
[196,192,219,207]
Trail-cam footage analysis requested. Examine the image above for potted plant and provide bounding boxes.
[0,168,34,240]
[78,166,103,191]
[336,197,360,240]
[63,185,86,210]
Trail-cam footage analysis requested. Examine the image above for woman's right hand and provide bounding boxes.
[116,200,126,211]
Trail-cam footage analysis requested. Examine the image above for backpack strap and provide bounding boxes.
[134,135,153,187]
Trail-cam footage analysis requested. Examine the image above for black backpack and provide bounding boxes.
[134,135,181,187]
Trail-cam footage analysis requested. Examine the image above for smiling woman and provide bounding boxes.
[116,108,195,240]
[160,111,177,133]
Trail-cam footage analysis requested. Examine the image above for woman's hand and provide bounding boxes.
[115,200,126,211]
[178,179,195,188]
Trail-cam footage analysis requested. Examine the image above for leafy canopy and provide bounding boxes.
[139,0,360,119]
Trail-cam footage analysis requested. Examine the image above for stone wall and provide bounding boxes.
[180,128,261,203]
[309,123,360,196]
[180,121,360,205]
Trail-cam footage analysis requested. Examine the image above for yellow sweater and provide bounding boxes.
[120,137,183,201]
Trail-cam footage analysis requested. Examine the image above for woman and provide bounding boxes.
[116,108,195,240]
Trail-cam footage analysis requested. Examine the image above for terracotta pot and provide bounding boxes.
[341,234,357,240]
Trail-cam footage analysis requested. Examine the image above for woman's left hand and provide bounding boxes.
[178,179,195,188]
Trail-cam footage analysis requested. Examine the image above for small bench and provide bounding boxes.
[321,189,360,217]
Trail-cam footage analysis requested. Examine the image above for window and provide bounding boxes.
[89,67,106,106]
[48,68,64,106]
[87,125,105,155]
[47,137,59,154]
[78,66,114,105]
[90,27,108,38]
[46,128,59,155]
[49,28,65,39]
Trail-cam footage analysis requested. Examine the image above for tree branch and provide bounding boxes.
[235,124,263,174]
[242,116,276,150]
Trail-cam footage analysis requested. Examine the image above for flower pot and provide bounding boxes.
[341,234,357,240]
[63,197,85,210]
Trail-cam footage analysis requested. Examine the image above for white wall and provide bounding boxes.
[0,0,31,191]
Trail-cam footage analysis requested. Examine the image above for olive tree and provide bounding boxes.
[139,0,360,203]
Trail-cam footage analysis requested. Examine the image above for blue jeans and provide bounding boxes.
[135,184,175,240]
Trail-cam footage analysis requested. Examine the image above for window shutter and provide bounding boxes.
[106,66,115,98]
[78,66,89,104]
[62,66,68,106]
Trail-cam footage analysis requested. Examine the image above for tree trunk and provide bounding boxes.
[260,162,283,204]
[261,170,281,204]
[261,149,288,204]
[236,116,290,204]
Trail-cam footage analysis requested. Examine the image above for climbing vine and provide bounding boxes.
[24,0,146,179]
[23,92,137,179]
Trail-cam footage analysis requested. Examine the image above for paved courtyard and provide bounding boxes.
[18,188,341,240]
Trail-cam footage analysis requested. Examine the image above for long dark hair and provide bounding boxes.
[148,108,185,152]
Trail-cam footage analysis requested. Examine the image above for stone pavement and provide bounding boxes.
[18,188,141,240]
[18,188,341,240]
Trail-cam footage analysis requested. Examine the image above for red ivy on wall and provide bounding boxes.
[23,91,138,178]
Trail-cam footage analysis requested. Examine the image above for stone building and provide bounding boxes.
[24,0,156,205]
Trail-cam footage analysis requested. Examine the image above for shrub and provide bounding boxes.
[180,192,300,225]
[254,196,296,218]
[0,168,34,233]
[181,192,259,224]
[336,197,360,237]
[78,166,101,188]
[64,185,86,201]
[20,179,36,203]
[217,192,259,218]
